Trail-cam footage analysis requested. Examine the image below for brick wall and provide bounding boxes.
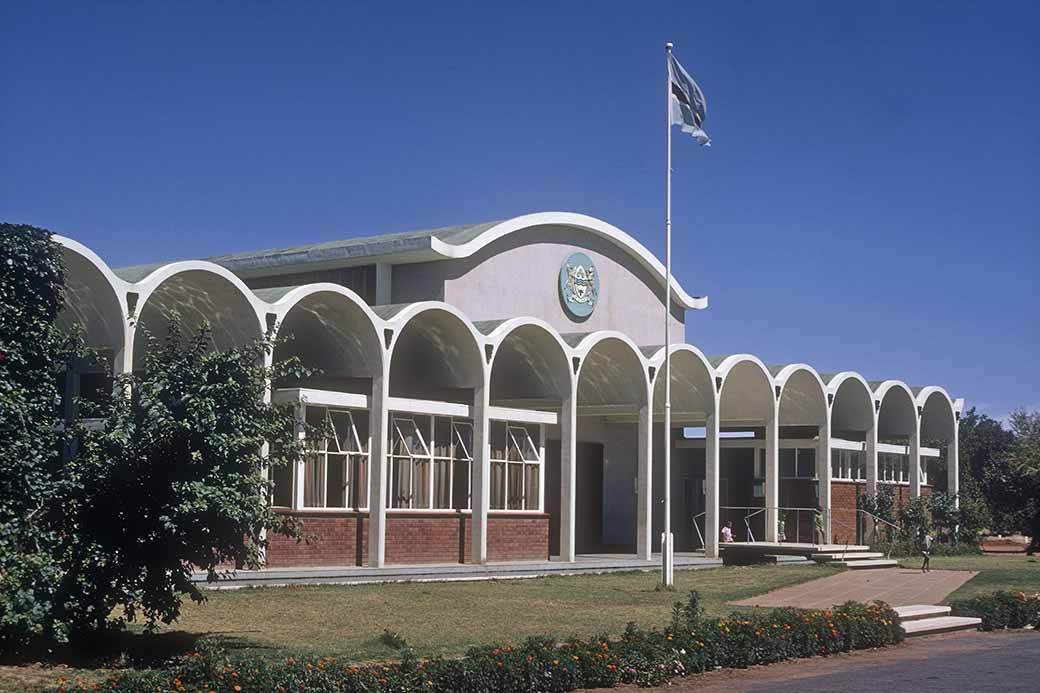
[265,511,549,568]
[830,482,932,545]
[265,511,368,567]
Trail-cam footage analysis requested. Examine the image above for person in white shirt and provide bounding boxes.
[721,521,734,543]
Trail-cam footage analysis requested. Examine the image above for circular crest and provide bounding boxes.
[559,252,599,319]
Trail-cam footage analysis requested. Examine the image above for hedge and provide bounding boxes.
[950,591,1040,631]
[52,597,903,692]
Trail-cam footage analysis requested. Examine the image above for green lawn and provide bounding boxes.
[897,554,1040,602]
[157,563,837,661]
[0,564,837,691]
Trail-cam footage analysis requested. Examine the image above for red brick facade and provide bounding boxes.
[830,482,932,545]
[265,511,549,568]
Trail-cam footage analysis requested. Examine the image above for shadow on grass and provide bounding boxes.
[0,629,272,671]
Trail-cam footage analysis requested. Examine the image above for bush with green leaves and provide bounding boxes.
[52,597,904,692]
[2,222,316,648]
[951,590,1040,631]
[0,223,76,646]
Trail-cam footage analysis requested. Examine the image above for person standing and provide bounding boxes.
[814,507,826,546]
[721,520,734,543]
[919,528,933,573]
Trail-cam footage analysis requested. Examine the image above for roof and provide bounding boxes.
[112,212,707,311]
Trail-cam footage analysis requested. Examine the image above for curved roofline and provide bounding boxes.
[53,235,131,315]
[713,353,773,385]
[915,385,954,411]
[483,317,573,361]
[774,363,827,401]
[265,282,384,328]
[873,379,916,404]
[429,212,708,311]
[645,343,714,385]
[381,300,488,362]
[825,371,872,395]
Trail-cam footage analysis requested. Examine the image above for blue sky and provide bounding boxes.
[2,2,1037,422]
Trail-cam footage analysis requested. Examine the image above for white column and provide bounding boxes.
[704,410,720,558]
[367,365,390,567]
[559,391,578,562]
[636,395,653,560]
[948,423,959,508]
[258,348,274,563]
[764,407,779,542]
[865,417,878,496]
[294,401,307,511]
[817,416,832,544]
[909,414,922,498]
[470,374,491,564]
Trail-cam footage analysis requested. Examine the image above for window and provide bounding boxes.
[831,449,865,481]
[879,453,910,483]
[280,405,369,510]
[779,448,816,479]
[388,414,473,510]
[490,421,543,511]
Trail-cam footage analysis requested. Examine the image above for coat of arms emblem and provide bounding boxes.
[559,252,599,319]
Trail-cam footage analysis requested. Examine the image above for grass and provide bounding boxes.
[896,553,1040,602]
[155,563,836,661]
[0,564,836,692]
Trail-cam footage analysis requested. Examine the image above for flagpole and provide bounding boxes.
[662,41,674,586]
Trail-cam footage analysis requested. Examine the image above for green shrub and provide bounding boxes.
[950,591,1040,631]
[52,599,903,692]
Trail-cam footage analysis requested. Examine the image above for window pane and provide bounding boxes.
[390,458,411,508]
[797,448,815,478]
[306,406,327,445]
[508,426,540,463]
[452,459,471,509]
[330,410,360,453]
[412,459,430,508]
[393,418,430,457]
[304,454,325,507]
[272,461,294,507]
[326,454,347,507]
[831,450,841,479]
[524,464,540,510]
[353,455,368,509]
[453,422,473,460]
[433,459,452,508]
[353,410,370,453]
[779,449,797,477]
[507,463,524,509]
[490,461,506,509]
[490,421,507,460]
[433,417,452,457]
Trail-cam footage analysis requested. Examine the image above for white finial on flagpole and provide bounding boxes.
[665,42,673,51]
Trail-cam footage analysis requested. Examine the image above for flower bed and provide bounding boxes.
[53,597,903,692]
[950,591,1040,630]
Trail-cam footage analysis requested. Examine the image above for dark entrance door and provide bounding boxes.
[545,440,604,556]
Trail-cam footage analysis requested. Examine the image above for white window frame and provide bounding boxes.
[296,405,371,511]
[387,414,474,511]
[489,421,544,512]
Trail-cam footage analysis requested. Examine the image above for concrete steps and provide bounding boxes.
[810,547,896,570]
[835,558,900,569]
[894,604,981,637]
[811,551,885,561]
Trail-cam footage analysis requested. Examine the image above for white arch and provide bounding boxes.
[646,343,717,420]
[874,379,919,439]
[266,283,386,385]
[485,317,574,401]
[827,371,877,433]
[917,386,957,441]
[384,300,488,393]
[53,235,131,367]
[430,212,708,311]
[774,363,829,427]
[130,261,267,370]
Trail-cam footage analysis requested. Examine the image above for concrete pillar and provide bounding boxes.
[865,418,878,496]
[703,410,720,558]
[948,424,959,509]
[470,375,491,564]
[559,391,578,562]
[367,365,390,567]
[294,400,307,511]
[258,348,274,562]
[909,415,922,498]
[817,416,832,544]
[636,396,653,560]
[764,407,779,542]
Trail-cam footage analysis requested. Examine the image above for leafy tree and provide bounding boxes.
[1004,410,1040,552]
[1,224,311,647]
[0,223,75,646]
[958,407,1014,482]
[57,320,309,634]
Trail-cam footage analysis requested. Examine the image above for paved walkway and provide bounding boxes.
[605,630,1039,692]
[730,568,976,609]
